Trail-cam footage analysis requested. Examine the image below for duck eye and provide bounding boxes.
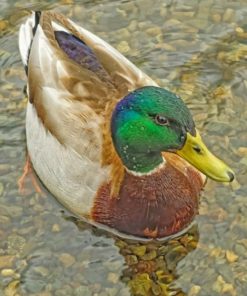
[155,115,169,126]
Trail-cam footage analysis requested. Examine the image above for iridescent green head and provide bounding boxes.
[111,86,195,173]
[111,86,234,182]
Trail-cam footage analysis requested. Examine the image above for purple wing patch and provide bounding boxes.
[55,31,111,82]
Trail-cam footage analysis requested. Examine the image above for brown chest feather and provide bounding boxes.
[92,163,204,239]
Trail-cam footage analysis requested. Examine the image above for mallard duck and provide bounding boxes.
[19,11,234,240]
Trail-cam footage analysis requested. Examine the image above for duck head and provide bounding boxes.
[111,86,234,182]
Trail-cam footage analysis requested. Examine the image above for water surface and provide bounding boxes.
[0,0,247,295]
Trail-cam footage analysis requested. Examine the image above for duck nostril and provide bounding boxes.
[193,145,201,154]
[227,171,235,182]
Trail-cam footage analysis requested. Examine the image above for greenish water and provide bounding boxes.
[0,0,247,295]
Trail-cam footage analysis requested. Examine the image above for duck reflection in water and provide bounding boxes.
[68,215,199,296]
[117,225,199,296]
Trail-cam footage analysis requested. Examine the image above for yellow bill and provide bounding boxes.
[177,130,235,182]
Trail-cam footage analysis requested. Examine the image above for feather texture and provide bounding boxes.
[20,11,158,214]
[19,11,206,239]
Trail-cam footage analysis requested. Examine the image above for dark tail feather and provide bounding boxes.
[32,11,41,36]
[24,11,41,75]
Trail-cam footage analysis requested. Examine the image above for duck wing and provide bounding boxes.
[19,11,156,160]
